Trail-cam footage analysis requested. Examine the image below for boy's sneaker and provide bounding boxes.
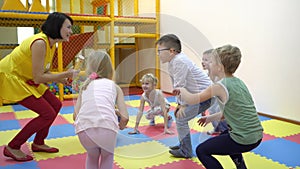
[167,116,173,128]
[169,145,180,150]
[169,149,192,158]
[149,119,155,126]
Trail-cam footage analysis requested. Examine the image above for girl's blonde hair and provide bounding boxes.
[81,50,113,90]
[140,73,158,85]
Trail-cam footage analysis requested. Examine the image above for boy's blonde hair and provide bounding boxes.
[203,49,214,55]
[81,50,114,90]
[215,45,241,74]
[140,73,158,85]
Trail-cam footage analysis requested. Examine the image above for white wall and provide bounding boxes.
[159,0,300,121]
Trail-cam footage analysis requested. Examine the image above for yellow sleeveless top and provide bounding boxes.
[0,32,56,102]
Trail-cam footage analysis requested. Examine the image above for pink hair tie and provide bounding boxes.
[89,72,99,80]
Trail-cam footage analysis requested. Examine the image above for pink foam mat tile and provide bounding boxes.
[169,106,176,112]
[37,153,124,169]
[262,133,278,142]
[52,115,71,125]
[137,124,198,140]
[62,100,75,107]
[37,153,86,169]
[145,159,205,169]
[0,112,16,120]
[18,118,32,128]
[138,125,178,140]
[283,133,300,144]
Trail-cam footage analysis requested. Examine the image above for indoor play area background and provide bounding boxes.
[0,0,160,103]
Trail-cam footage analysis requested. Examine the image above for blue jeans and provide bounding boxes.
[175,99,212,157]
[214,120,228,132]
[208,96,228,132]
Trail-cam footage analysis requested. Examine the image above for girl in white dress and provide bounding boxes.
[73,50,129,169]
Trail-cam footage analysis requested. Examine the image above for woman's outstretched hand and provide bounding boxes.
[66,68,80,78]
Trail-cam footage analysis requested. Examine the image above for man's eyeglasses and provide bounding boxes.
[157,48,170,55]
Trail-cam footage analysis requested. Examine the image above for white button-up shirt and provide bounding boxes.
[168,53,212,105]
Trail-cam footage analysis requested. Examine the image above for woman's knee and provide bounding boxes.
[44,90,62,113]
[43,113,57,122]
[38,107,59,121]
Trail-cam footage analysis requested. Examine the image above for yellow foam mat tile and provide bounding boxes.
[213,155,236,168]
[114,141,181,169]
[0,129,19,146]
[125,100,141,107]
[127,115,169,128]
[261,119,300,137]
[0,105,13,113]
[14,110,38,119]
[169,102,177,107]
[127,115,148,128]
[242,152,290,169]
[190,157,204,166]
[61,114,74,124]
[32,136,85,161]
[295,166,300,169]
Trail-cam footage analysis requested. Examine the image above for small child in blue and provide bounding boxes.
[128,73,174,135]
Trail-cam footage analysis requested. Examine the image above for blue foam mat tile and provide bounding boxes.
[12,105,28,112]
[258,115,271,121]
[168,111,176,121]
[28,124,76,141]
[0,120,20,131]
[116,128,152,147]
[166,97,176,103]
[252,138,300,168]
[157,135,180,148]
[0,161,39,169]
[124,95,141,101]
[59,106,74,114]
[127,107,139,116]
[190,132,212,156]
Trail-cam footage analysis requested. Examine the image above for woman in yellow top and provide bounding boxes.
[0,12,78,162]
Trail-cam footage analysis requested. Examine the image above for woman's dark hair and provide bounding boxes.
[41,12,73,39]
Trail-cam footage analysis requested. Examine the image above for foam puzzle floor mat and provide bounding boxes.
[0,94,300,169]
